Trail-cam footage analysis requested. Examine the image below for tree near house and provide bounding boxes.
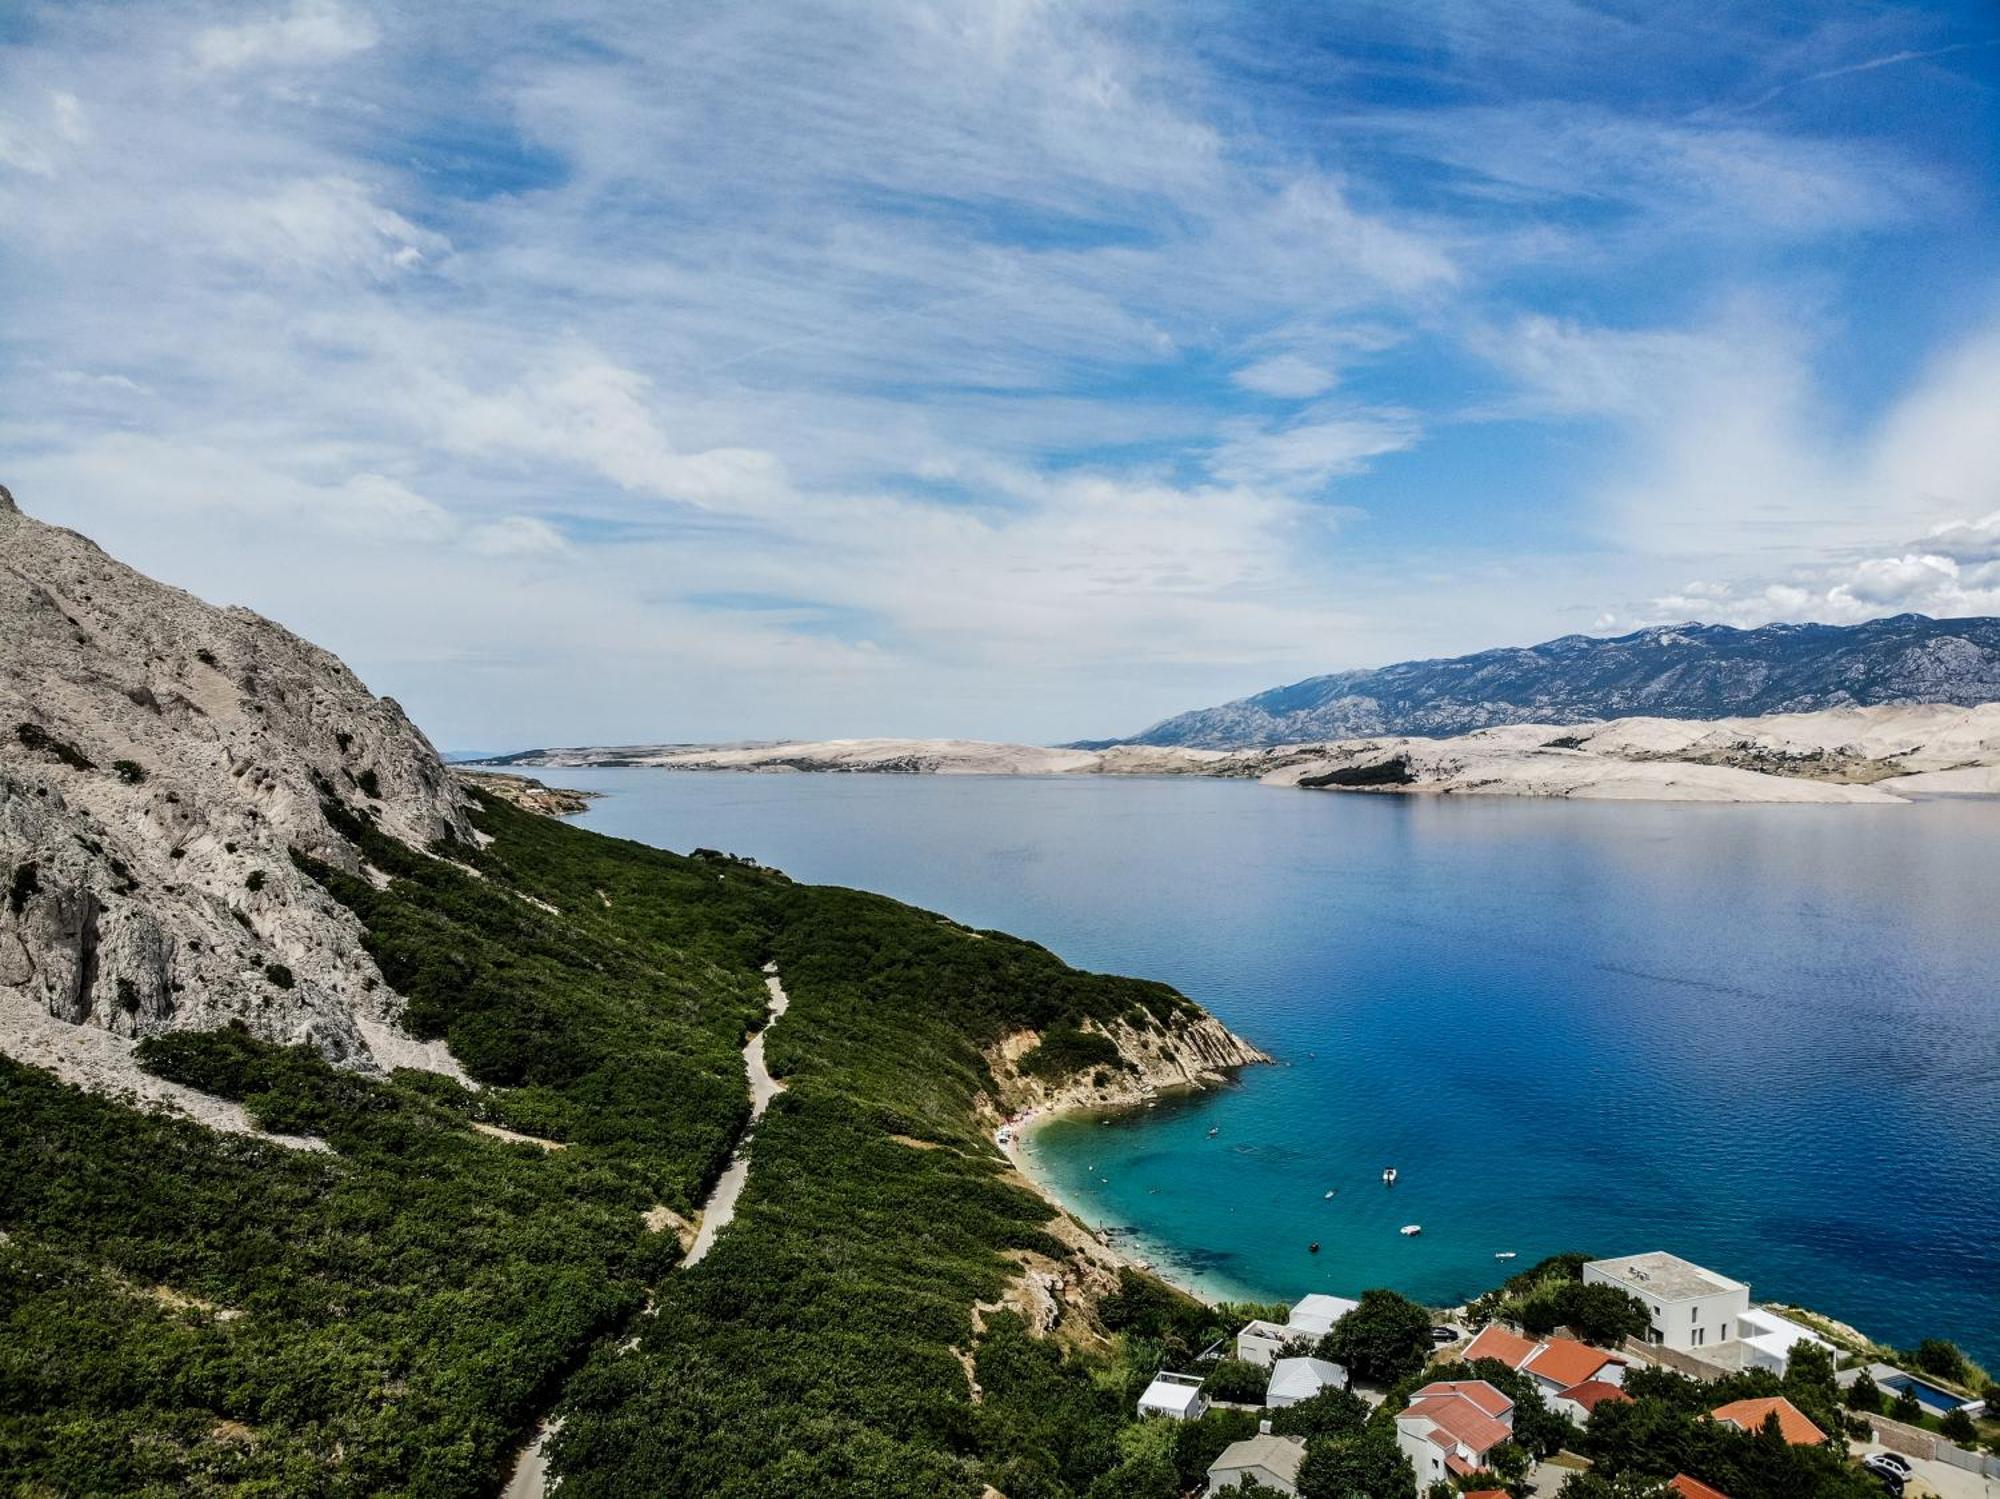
[1889,1388,1924,1424]
[1844,1372,1882,1413]
[1321,1288,1437,1385]
[1913,1339,1971,1385]
[1269,1385,1369,1443]
[1296,1431,1417,1499]
[1553,1474,1679,1498]
[1780,1340,1843,1437]
[1939,1407,1977,1445]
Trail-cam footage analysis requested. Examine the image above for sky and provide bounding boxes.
[2,1,1997,749]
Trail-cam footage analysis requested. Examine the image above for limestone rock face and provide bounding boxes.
[0,486,474,1100]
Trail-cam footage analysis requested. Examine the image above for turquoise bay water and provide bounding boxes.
[514,769,2000,1363]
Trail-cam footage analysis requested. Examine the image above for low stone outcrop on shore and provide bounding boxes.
[452,768,600,817]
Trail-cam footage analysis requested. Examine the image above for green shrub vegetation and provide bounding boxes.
[0,786,1219,1497]
[1319,1288,1435,1385]
[112,758,148,784]
[1018,1022,1130,1082]
[1583,1364,1879,1498]
[1466,1252,1647,1345]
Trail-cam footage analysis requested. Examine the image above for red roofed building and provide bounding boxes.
[1463,1324,1539,1368]
[1461,1324,1628,1403]
[1395,1380,1519,1489]
[1669,1475,1732,1499]
[1554,1377,1632,1423]
[1711,1395,1826,1445]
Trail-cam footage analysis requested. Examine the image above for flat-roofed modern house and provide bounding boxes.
[1236,1292,1359,1366]
[1583,1252,1749,1354]
[1583,1252,1833,1374]
[1265,1356,1347,1407]
[1205,1432,1306,1495]
[1137,1371,1210,1421]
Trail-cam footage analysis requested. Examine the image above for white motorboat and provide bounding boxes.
[1495,1251,1517,1260]
[1382,1167,1398,1185]
[1400,1224,1422,1237]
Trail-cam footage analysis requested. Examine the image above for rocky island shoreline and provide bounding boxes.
[472,700,2000,805]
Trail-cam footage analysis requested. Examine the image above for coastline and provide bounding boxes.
[999,1103,1250,1310]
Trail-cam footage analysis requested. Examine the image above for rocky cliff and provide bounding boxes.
[1112,616,2000,748]
[984,1012,1270,1118]
[0,486,474,1113]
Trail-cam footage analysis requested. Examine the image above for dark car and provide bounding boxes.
[1430,1326,1459,1344]
[1860,1453,1908,1493]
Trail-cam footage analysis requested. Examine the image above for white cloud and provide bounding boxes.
[194,0,378,72]
[468,515,569,558]
[1209,410,1421,491]
[1232,354,1338,399]
[1920,512,2000,565]
[0,90,89,177]
[219,176,449,279]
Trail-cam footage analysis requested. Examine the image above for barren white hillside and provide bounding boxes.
[1,487,474,1116]
[489,702,2000,804]
[1263,703,2000,802]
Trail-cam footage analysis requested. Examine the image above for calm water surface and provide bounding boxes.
[513,769,2000,1363]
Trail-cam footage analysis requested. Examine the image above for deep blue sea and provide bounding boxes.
[511,768,2000,1364]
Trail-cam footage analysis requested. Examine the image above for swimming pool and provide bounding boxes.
[1878,1369,1984,1416]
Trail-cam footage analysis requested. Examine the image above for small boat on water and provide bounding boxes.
[1207,1127,1219,1138]
[1323,1190,1336,1199]
[1308,1241,1320,1254]
[1382,1167,1398,1185]
[1495,1251,1517,1260]
[1400,1224,1422,1237]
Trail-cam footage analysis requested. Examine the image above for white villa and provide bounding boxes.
[1236,1292,1359,1366]
[1266,1356,1348,1408]
[1206,1432,1306,1496]
[1584,1252,1831,1374]
[1137,1371,1210,1422]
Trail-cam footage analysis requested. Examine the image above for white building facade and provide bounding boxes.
[1583,1252,1749,1354]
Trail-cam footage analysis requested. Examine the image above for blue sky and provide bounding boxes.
[2,1,1997,746]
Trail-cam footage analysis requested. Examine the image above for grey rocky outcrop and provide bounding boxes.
[0,485,473,1111]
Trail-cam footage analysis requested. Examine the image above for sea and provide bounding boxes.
[503,767,2000,1365]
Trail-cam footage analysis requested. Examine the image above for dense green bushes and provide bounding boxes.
[1320,1288,1435,1385]
[2,786,1226,1497]
[1019,1023,1130,1082]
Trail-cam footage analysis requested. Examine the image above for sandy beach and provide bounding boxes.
[998,1104,1234,1309]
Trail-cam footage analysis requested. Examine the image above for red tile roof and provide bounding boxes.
[1524,1336,1622,1388]
[1463,1491,1509,1499]
[1711,1396,1826,1446]
[1462,1324,1538,1369]
[1669,1475,1732,1499]
[1413,1379,1514,1419]
[1560,1378,1632,1414]
[1403,1386,1515,1455]
[1445,1452,1478,1477]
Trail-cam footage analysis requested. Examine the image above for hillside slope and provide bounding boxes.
[0,487,1266,1498]
[0,486,474,1111]
[1115,616,2000,748]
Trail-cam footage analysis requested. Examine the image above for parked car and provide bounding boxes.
[1860,1453,1909,1492]
[1864,1453,1914,1481]
[1430,1326,1459,1345]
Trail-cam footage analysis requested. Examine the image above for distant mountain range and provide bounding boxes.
[1092,615,2000,749]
